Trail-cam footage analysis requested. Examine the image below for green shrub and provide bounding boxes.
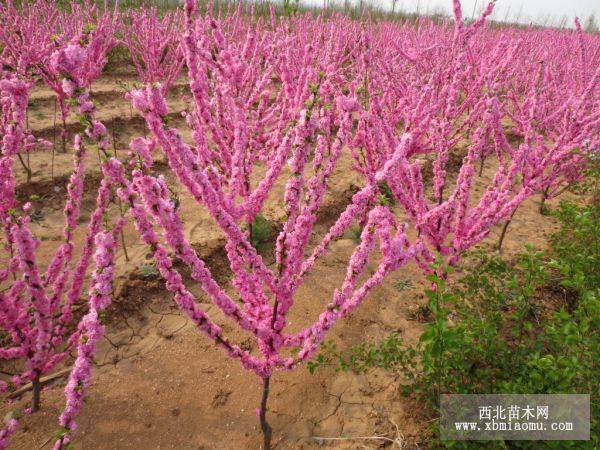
[349,226,362,244]
[139,263,159,279]
[250,213,272,249]
[377,180,395,206]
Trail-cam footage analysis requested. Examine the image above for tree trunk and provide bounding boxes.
[17,154,32,183]
[61,115,68,153]
[539,189,549,214]
[497,209,517,252]
[259,377,272,450]
[497,219,511,252]
[52,98,57,180]
[32,372,41,412]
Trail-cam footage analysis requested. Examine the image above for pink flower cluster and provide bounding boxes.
[0,0,119,153]
[122,6,185,93]
[0,76,85,395]
[349,0,599,268]
[0,25,120,448]
[55,224,124,449]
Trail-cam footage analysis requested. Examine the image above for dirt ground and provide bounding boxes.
[1,69,572,450]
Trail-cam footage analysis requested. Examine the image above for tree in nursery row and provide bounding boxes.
[122,6,185,94]
[177,2,318,240]
[352,0,505,166]
[352,0,599,261]
[503,28,600,214]
[0,0,120,159]
[351,1,514,267]
[52,1,424,448]
[0,22,124,448]
[0,0,60,181]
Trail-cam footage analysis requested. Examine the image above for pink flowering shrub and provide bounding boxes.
[351,1,599,263]
[0,17,121,448]
[0,0,59,77]
[53,2,424,447]
[122,6,185,93]
[0,76,88,413]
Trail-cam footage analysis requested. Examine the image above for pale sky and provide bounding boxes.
[308,0,600,27]
[398,0,598,26]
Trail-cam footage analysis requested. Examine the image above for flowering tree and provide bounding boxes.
[0,0,58,77]
[350,0,501,175]
[503,22,600,214]
[2,31,125,450]
[351,1,599,260]
[123,92,418,450]
[52,2,423,448]
[0,76,79,414]
[0,0,60,181]
[34,0,119,155]
[0,18,123,448]
[122,6,185,94]
[348,1,530,267]
[178,5,306,239]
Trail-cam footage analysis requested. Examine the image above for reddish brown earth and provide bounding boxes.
[0,69,575,450]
